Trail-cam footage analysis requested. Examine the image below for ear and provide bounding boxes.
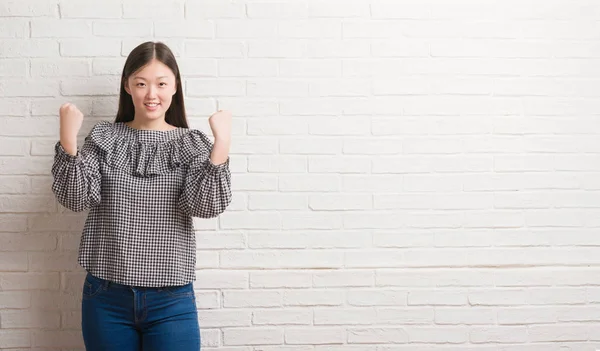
[124,81,131,95]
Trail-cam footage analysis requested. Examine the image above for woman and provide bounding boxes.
[51,41,232,350]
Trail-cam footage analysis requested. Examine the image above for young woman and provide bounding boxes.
[51,41,232,350]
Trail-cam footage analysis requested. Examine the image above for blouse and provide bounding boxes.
[51,120,232,287]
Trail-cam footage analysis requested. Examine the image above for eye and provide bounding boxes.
[136,83,145,87]
[159,82,167,87]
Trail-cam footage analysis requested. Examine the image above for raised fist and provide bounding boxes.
[59,103,84,155]
[208,109,232,141]
[59,103,84,139]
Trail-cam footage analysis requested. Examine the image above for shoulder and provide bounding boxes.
[88,120,114,135]
[178,128,214,157]
[183,127,212,143]
[84,120,119,150]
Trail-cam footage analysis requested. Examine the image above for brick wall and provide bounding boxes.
[1,0,600,349]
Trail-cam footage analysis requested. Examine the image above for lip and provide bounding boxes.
[144,102,160,111]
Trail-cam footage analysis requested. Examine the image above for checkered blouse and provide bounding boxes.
[51,121,232,287]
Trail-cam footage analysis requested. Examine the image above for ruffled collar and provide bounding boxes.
[89,121,212,177]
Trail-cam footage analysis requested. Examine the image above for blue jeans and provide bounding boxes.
[81,271,201,351]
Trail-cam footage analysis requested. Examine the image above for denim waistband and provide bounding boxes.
[85,271,182,291]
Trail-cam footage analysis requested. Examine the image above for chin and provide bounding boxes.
[146,113,164,119]
[136,110,164,120]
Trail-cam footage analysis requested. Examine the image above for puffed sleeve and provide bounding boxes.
[51,132,102,212]
[178,130,232,218]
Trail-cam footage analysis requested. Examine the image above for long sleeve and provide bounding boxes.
[51,136,102,212]
[178,135,232,218]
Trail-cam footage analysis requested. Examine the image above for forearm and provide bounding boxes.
[210,137,230,165]
[60,134,78,156]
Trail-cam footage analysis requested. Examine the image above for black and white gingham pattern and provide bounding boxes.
[51,121,232,287]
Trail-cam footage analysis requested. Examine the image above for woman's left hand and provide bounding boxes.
[208,110,232,141]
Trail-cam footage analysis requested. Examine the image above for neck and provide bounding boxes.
[127,117,175,131]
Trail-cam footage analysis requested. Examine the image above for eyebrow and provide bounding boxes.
[132,76,169,80]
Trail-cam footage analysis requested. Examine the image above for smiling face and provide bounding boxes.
[124,58,178,124]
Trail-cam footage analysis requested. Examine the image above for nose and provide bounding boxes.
[146,85,157,99]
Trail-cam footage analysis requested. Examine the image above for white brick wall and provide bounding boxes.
[1,0,600,349]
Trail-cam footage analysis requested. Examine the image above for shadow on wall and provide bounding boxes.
[27,210,87,349]
[21,98,115,349]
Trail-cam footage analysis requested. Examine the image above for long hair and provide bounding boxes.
[114,41,188,128]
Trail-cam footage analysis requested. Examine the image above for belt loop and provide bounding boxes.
[103,278,110,290]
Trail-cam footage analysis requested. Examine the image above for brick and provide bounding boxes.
[0,0,57,17]
[0,234,56,252]
[347,289,408,307]
[60,39,121,57]
[31,19,91,37]
[154,20,212,38]
[195,271,248,289]
[0,291,31,308]
[220,250,343,269]
[0,19,28,38]
[0,330,30,348]
[313,270,374,288]
[279,20,341,38]
[436,307,496,325]
[31,329,83,348]
[253,309,312,325]
[406,326,468,343]
[248,231,369,249]
[248,41,306,58]
[0,310,60,328]
[285,327,345,344]
[186,1,245,19]
[93,21,153,37]
[0,138,28,156]
[198,309,252,328]
[0,79,59,97]
[60,76,120,96]
[308,40,370,58]
[250,271,312,289]
[59,0,121,18]
[347,328,408,344]
[470,326,529,343]
[31,58,89,77]
[249,194,307,211]
[223,328,283,346]
[284,290,344,307]
[122,1,184,19]
[247,2,308,19]
[0,58,28,77]
[0,252,29,271]
[220,212,282,230]
[185,41,245,58]
[216,20,278,39]
[278,175,340,192]
[247,156,307,173]
[223,290,283,308]
[309,0,369,18]
[186,79,245,97]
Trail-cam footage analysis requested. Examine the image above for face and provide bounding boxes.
[124,59,177,123]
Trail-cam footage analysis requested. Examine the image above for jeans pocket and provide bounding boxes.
[163,283,194,298]
[82,273,105,299]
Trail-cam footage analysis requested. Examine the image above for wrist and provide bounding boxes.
[60,140,78,156]
[60,129,78,140]
[213,135,231,143]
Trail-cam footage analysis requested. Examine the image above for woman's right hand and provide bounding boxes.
[59,103,84,156]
